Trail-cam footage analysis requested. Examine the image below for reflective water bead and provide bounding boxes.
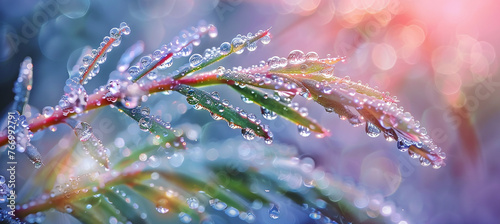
[152,50,162,60]
[306,52,319,61]
[75,122,92,142]
[267,56,280,68]
[180,44,193,57]
[138,117,152,132]
[186,197,199,209]
[110,27,120,39]
[309,210,322,220]
[247,41,257,51]
[82,55,93,66]
[128,66,140,76]
[219,42,231,55]
[231,37,245,54]
[210,199,227,210]
[269,204,280,219]
[179,212,192,223]
[147,71,157,80]
[298,125,311,137]
[260,34,271,45]
[241,128,255,140]
[208,24,218,38]
[64,204,73,213]
[189,54,203,67]
[288,50,306,65]
[158,57,173,70]
[120,23,130,35]
[241,95,253,104]
[225,207,239,217]
[419,157,431,166]
[140,56,152,69]
[298,107,308,117]
[365,122,381,138]
[42,106,54,118]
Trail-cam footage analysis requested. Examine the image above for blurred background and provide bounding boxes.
[1,0,500,223]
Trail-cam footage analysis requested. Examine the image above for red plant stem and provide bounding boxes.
[0,74,222,147]
[80,38,115,84]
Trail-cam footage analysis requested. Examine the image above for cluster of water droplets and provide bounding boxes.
[8,112,43,168]
[12,57,33,110]
[304,78,445,168]
[207,198,256,223]
[125,21,218,83]
[77,22,130,84]
[180,85,273,144]
[59,77,88,115]
[72,120,110,168]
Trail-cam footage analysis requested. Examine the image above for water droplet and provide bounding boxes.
[109,27,120,39]
[156,199,169,214]
[246,41,257,51]
[298,125,311,137]
[186,197,199,209]
[231,37,245,54]
[140,107,150,116]
[260,106,277,120]
[269,204,280,219]
[419,157,431,166]
[139,117,152,132]
[64,204,73,213]
[208,24,218,38]
[127,67,140,80]
[241,95,253,104]
[219,42,231,55]
[241,128,256,140]
[305,52,319,61]
[75,122,92,142]
[179,212,192,223]
[158,57,173,70]
[82,55,93,66]
[365,122,381,138]
[397,139,410,152]
[260,34,271,45]
[288,50,306,65]
[209,199,227,210]
[189,54,203,67]
[267,56,280,68]
[140,56,152,69]
[298,107,308,117]
[225,207,239,217]
[42,106,54,118]
[309,210,322,220]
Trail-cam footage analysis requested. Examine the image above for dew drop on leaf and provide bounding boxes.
[287,50,305,65]
[298,125,311,137]
[186,197,199,209]
[365,122,381,138]
[269,204,280,219]
[138,117,152,132]
[178,212,192,223]
[189,54,203,67]
[241,128,256,141]
[261,106,277,120]
[42,106,54,118]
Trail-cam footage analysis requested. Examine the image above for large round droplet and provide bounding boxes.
[186,197,199,209]
[139,117,152,132]
[231,37,245,54]
[219,42,231,55]
[42,106,54,118]
[189,54,203,67]
[287,50,306,65]
[297,125,311,137]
